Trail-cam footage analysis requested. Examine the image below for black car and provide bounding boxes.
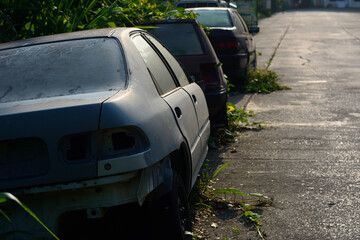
[188,7,259,85]
[141,19,228,129]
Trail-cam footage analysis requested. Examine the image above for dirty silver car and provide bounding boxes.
[0,28,210,239]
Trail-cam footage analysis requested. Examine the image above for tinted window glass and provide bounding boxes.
[231,11,246,33]
[197,3,218,6]
[186,3,196,7]
[146,35,190,87]
[147,23,204,56]
[236,12,249,33]
[194,10,233,28]
[132,35,176,94]
[0,38,126,103]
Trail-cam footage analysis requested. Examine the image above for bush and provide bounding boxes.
[0,0,195,43]
[246,68,291,94]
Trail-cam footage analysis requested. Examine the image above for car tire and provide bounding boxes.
[210,99,228,132]
[252,53,257,69]
[153,171,192,240]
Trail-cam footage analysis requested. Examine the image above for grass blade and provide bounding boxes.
[212,161,231,179]
[0,192,59,240]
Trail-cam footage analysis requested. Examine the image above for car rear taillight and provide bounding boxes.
[212,42,239,50]
[59,133,93,163]
[200,63,223,92]
[98,127,149,160]
[59,127,149,163]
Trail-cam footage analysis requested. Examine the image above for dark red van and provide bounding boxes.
[141,19,228,129]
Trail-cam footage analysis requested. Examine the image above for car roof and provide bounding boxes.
[0,28,141,50]
[176,0,221,4]
[185,7,232,11]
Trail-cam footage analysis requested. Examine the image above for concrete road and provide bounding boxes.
[205,9,360,240]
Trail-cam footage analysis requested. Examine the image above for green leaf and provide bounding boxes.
[213,188,246,196]
[0,208,11,222]
[212,161,231,179]
[107,22,117,28]
[194,202,214,210]
[244,210,253,217]
[215,62,223,68]
[250,212,263,221]
[240,202,253,208]
[248,193,270,199]
[0,192,8,203]
[0,192,59,240]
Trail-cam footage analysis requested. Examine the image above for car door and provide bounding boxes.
[132,33,207,179]
[145,34,210,180]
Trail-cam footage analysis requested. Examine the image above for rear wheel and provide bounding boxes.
[252,53,257,69]
[152,171,192,240]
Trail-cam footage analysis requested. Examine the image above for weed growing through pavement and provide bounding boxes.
[246,68,291,94]
[210,66,290,148]
[208,100,265,148]
[190,161,272,239]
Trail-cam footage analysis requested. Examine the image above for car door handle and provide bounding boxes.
[175,107,182,118]
[192,95,197,103]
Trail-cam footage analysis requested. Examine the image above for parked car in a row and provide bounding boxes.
[0,28,210,239]
[141,19,228,129]
[188,7,259,85]
[175,0,228,8]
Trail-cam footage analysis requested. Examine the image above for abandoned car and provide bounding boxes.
[0,28,210,239]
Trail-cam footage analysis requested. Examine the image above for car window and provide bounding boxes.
[230,11,246,33]
[146,23,204,56]
[132,35,177,95]
[145,34,190,87]
[179,3,195,7]
[194,10,233,28]
[201,3,218,6]
[0,38,126,103]
[233,11,248,33]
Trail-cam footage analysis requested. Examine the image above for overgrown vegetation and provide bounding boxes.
[201,66,289,238]
[257,0,290,19]
[211,65,291,148]
[0,0,196,43]
[246,68,291,94]
[190,160,272,239]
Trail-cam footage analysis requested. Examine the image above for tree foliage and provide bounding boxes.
[0,0,196,43]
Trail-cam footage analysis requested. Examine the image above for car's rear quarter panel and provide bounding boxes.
[101,30,187,170]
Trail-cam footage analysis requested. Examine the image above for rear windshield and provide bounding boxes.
[0,38,126,103]
[147,23,204,56]
[193,10,233,28]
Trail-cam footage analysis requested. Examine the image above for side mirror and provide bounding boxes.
[249,26,260,34]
